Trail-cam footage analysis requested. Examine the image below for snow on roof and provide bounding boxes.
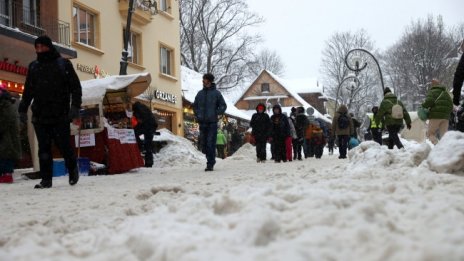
[284,78,323,94]
[181,66,251,121]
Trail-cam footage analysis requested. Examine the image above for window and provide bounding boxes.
[72,4,97,47]
[0,0,10,26]
[123,28,141,64]
[261,83,270,93]
[159,0,168,12]
[160,46,173,76]
[22,0,39,26]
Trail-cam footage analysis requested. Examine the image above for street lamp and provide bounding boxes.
[344,48,385,92]
[119,0,158,75]
[334,75,360,114]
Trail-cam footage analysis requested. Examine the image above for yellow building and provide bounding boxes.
[59,0,183,135]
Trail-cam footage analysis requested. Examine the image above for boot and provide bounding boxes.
[69,167,79,186]
[0,173,13,184]
[34,179,52,189]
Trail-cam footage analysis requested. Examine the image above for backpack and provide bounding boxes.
[338,112,350,129]
[388,100,404,120]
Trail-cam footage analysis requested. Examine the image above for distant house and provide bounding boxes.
[234,70,330,122]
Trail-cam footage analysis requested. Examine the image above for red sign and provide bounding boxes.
[0,61,28,76]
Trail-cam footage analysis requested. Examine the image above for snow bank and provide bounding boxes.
[229,143,256,161]
[426,131,464,174]
[152,129,204,168]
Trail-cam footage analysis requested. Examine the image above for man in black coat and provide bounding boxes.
[193,73,227,171]
[250,103,271,162]
[453,49,464,106]
[270,104,290,163]
[132,101,157,167]
[294,107,309,160]
[18,36,82,189]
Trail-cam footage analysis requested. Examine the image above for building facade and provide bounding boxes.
[58,0,183,135]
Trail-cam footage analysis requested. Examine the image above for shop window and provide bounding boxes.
[123,28,141,65]
[0,0,10,26]
[160,45,173,76]
[159,0,170,13]
[72,4,98,47]
[22,0,39,26]
[261,83,270,93]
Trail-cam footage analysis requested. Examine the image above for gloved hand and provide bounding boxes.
[19,112,27,124]
[407,123,412,130]
[69,106,80,121]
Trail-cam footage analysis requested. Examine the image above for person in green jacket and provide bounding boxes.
[422,79,453,144]
[216,128,227,159]
[0,85,21,183]
[375,87,411,149]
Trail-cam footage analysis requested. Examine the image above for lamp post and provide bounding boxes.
[344,48,385,92]
[120,0,158,75]
[334,75,360,114]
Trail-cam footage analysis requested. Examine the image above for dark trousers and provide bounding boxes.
[135,126,154,167]
[371,128,383,145]
[292,139,298,159]
[216,144,225,159]
[338,135,350,158]
[34,122,77,182]
[295,138,303,159]
[314,144,324,158]
[305,139,314,157]
[255,138,267,161]
[200,122,218,168]
[387,125,403,149]
[273,137,286,162]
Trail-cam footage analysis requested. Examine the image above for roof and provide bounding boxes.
[181,66,251,121]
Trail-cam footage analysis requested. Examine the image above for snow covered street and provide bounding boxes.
[1,131,464,261]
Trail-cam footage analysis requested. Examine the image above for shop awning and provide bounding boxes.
[81,73,151,105]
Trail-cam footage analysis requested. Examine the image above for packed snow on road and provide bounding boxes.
[1,130,463,261]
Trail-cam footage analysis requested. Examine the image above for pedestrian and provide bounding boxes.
[18,35,82,189]
[368,106,383,145]
[270,105,290,163]
[375,87,411,149]
[250,103,271,162]
[193,73,227,171]
[421,79,453,144]
[327,128,335,155]
[285,112,297,162]
[452,40,464,107]
[294,107,309,160]
[304,121,316,158]
[0,85,21,184]
[331,104,353,159]
[216,128,227,159]
[132,101,157,167]
[311,121,326,159]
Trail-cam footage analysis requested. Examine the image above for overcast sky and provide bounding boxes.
[246,0,463,80]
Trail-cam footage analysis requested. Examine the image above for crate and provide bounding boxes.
[52,158,67,177]
[78,157,90,176]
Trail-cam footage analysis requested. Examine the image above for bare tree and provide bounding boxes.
[383,15,457,110]
[179,0,263,90]
[247,48,285,77]
[320,30,382,118]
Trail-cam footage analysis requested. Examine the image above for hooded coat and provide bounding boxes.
[270,105,290,138]
[193,83,227,124]
[453,54,464,105]
[19,36,82,124]
[132,101,157,132]
[294,107,309,139]
[250,103,271,140]
[0,91,21,161]
[375,92,411,127]
[331,105,354,136]
[216,129,227,145]
[422,85,453,119]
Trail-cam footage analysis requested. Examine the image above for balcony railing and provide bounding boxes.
[0,0,71,47]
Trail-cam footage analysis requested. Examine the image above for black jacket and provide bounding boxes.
[19,51,82,124]
[295,113,309,139]
[453,54,464,105]
[132,101,157,133]
[193,83,227,124]
[250,103,271,140]
[270,105,290,138]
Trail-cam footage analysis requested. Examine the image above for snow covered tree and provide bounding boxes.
[179,0,263,90]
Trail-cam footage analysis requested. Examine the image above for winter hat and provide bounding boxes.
[35,35,54,49]
[203,73,215,83]
[291,107,296,113]
[383,87,392,95]
[256,104,265,111]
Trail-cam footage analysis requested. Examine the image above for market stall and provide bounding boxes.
[71,73,152,174]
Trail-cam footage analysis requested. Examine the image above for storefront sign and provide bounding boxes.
[76,63,109,79]
[75,133,96,147]
[154,89,177,104]
[0,60,28,75]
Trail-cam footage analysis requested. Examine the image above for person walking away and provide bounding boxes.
[250,103,271,162]
[285,112,297,161]
[368,106,383,145]
[331,104,353,159]
[216,129,227,159]
[327,128,335,155]
[295,107,309,160]
[0,85,21,183]
[350,113,361,139]
[452,41,464,131]
[421,80,453,144]
[18,36,82,189]
[311,121,326,159]
[132,101,157,167]
[193,73,227,171]
[375,87,411,149]
[304,121,316,158]
[270,105,290,163]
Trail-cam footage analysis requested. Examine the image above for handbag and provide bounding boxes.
[418,91,445,121]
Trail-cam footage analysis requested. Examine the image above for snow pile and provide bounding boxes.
[152,129,204,168]
[229,143,256,161]
[426,131,464,174]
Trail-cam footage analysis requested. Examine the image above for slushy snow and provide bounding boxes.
[1,132,464,260]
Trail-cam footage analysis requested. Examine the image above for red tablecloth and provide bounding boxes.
[72,128,144,174]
